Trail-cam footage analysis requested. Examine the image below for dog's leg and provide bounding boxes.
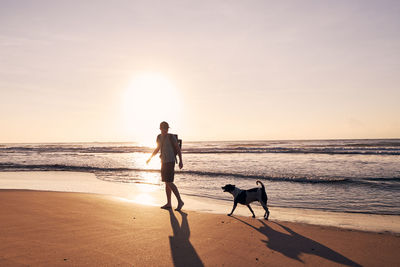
[264,207,270,220]
[228,202,238,216]
[260,201,270,220]
[246,204,255,218]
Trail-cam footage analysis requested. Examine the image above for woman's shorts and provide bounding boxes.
[161,162,175,182]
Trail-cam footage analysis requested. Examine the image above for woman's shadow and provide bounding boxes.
[232,216,361,267]
[168,209,204,267]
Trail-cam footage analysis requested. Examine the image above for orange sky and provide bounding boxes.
[1,1,399,143]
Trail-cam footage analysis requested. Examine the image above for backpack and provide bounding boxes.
[160,134,182,164]
[169,134,182,163]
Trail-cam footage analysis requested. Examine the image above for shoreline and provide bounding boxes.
[1,171,400,234]
[1,189,399,266]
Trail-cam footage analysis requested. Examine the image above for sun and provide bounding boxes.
[121,72,182,146]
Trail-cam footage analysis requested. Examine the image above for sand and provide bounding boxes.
[2,171,399,234]
[0,190,399,266]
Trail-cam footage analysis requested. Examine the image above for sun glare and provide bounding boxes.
[122,72,182,146]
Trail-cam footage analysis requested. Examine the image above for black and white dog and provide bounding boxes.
[222,181,269,220]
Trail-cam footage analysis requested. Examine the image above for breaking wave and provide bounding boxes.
[1,140,399,155]
[2,162,399,187]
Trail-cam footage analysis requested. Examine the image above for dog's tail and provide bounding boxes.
[256,180,265,190]
[257,180,268,202]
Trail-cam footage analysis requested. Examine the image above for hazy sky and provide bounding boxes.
[1,0,399,143]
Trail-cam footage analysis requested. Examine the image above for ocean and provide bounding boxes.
[1,139,399,215]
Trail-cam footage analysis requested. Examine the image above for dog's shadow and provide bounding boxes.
[168,209,204,267]
[232,216,361,267]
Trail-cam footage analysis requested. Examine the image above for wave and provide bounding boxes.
[0,163,159,173]
[179,170,351,184]
[1,144,399,155]
[3,162,399,186]
[0,145,153,154]
[183,148,400,155]
[364,177,400,182]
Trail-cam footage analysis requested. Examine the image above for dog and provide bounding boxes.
[222,181,269,220]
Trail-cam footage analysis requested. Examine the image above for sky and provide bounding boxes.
[1,0,399,143]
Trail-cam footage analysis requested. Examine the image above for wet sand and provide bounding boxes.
[0,190,399,266]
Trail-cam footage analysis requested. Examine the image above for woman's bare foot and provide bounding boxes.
[161,204,172,209]
[175,201,184,211]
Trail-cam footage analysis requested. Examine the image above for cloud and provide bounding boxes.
[0,34,52,47]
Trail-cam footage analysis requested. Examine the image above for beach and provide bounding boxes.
[1,189,399,266]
